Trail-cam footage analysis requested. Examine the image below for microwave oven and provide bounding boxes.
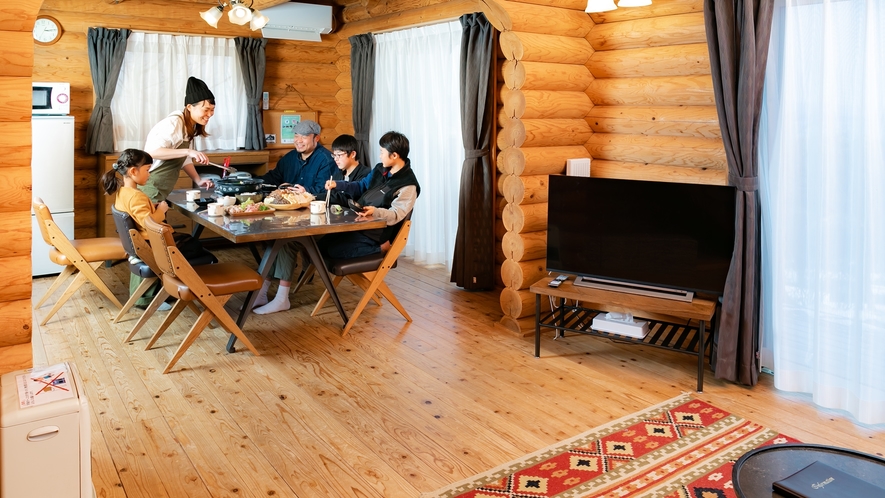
[32,82,70,115]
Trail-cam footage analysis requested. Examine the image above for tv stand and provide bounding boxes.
[573,276,694,302]
[530,276,718,392]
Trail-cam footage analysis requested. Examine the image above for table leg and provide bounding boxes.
[301,236,349,326]
[226,239,284,353]
[535,293,541,358]
[697,319,705,393]
[555,298,564,339]
[191,224,204,239]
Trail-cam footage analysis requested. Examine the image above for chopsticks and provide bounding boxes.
[325,175,332,207]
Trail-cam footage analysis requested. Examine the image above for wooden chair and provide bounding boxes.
[141,216,261,373]
[110,206,215,335]
[33,197,126,325]
[311,220,412,336]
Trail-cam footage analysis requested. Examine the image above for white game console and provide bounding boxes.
[591,312,650,339]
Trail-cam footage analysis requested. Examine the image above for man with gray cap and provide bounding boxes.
[258,119,334,195]
[253,119,335,314]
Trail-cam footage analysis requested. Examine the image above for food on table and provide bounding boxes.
[263,189,314,206]
[226,198,272,215]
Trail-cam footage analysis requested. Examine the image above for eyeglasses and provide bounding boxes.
[332,152,349,159]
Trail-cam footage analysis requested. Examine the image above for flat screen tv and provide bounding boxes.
[546,176,736,299]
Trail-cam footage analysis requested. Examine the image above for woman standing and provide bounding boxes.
[141,76,217,202]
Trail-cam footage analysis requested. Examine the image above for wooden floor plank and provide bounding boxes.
[29,249,885,498]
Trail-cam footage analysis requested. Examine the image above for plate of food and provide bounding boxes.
[263,189,315,210]
[226,199,276,217]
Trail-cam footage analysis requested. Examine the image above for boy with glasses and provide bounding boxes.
[329,134,371,208]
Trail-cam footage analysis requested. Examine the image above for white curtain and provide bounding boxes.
[112,32,247,151]
[759,0,885,424]
[371,22,464,267]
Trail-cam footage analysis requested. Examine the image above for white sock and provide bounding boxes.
[253,283,290,315]
[253,279,272,308]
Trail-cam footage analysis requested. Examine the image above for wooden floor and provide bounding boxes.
[32,246,884,498]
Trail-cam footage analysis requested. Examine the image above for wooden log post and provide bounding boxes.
[495,4,599,336]
[498,1,593,37]
[502,230,548,262]
[499,89,594,122]
[502,60,594,91]
[502,202,547,234]
[500,287,550,320]
[502,174,548,205]
[501,258,547,290]
[500,31,594,65]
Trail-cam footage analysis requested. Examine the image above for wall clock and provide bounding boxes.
[33,15,63,46]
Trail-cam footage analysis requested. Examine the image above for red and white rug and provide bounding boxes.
[423,394,800,498]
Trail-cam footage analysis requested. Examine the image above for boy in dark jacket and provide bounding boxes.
[323,131,420,259]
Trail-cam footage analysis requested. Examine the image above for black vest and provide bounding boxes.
[358,160,421,243]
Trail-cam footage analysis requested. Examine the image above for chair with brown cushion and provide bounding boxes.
[141,216,261,373]
[110,205,216,328]
[311,219,412,336]
[33,197,126,325]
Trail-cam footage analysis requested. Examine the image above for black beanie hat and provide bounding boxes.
[184,77,214,106]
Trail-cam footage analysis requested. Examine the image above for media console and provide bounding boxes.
[530,276,719,392]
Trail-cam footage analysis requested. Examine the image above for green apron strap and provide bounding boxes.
[140,141,192,203]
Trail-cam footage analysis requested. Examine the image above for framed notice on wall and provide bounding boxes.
[262,110,318,149]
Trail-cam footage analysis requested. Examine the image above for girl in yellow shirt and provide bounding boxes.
[100,149,215,309]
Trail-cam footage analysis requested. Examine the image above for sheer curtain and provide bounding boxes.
[759,0,885,424]
[112,32,247,151]
[371,21,464,267]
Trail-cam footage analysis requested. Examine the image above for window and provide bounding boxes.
[111,32,247,152]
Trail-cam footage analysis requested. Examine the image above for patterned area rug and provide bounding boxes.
[423,394,800,498]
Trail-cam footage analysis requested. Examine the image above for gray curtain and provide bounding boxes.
[235,37,268,150]
[349,34,375,168]
[704,0,775,386]
[85,27,130,154]
[450,13,495,290]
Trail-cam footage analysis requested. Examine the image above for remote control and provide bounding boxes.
[548,279,562,288]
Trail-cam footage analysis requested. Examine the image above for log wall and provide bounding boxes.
[585,0,724,184]
[0,0,41,375]
[495,0,724,336]
[494,0,594,335]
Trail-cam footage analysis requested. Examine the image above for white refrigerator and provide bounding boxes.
[31,115,75,277]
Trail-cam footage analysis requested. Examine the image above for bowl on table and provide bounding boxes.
[235,192,264,204]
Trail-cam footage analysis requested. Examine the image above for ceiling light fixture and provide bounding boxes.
[585,0,618,13]
[200,0,268,31]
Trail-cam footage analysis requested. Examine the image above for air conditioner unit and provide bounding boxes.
[261,3,333,42]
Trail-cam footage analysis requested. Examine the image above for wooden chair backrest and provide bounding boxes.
[142,216,178,277]
[32,197,54,246]
[128,229,159,273]
[378,220,411,272]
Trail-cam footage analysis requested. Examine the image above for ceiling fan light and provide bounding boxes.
[586,0,618,13]
[618,0,652,6]
[249,10,269,31]
[200,5,224,28]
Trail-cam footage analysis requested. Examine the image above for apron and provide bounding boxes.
[133,140,190,303]
[139,140,191,203]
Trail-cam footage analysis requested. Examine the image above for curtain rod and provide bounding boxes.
[130,28,252,39]
[363,15,462,35]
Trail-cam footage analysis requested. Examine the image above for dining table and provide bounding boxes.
[166,188,387,352]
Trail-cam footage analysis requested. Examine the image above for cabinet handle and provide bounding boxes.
[27,426,60,442]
